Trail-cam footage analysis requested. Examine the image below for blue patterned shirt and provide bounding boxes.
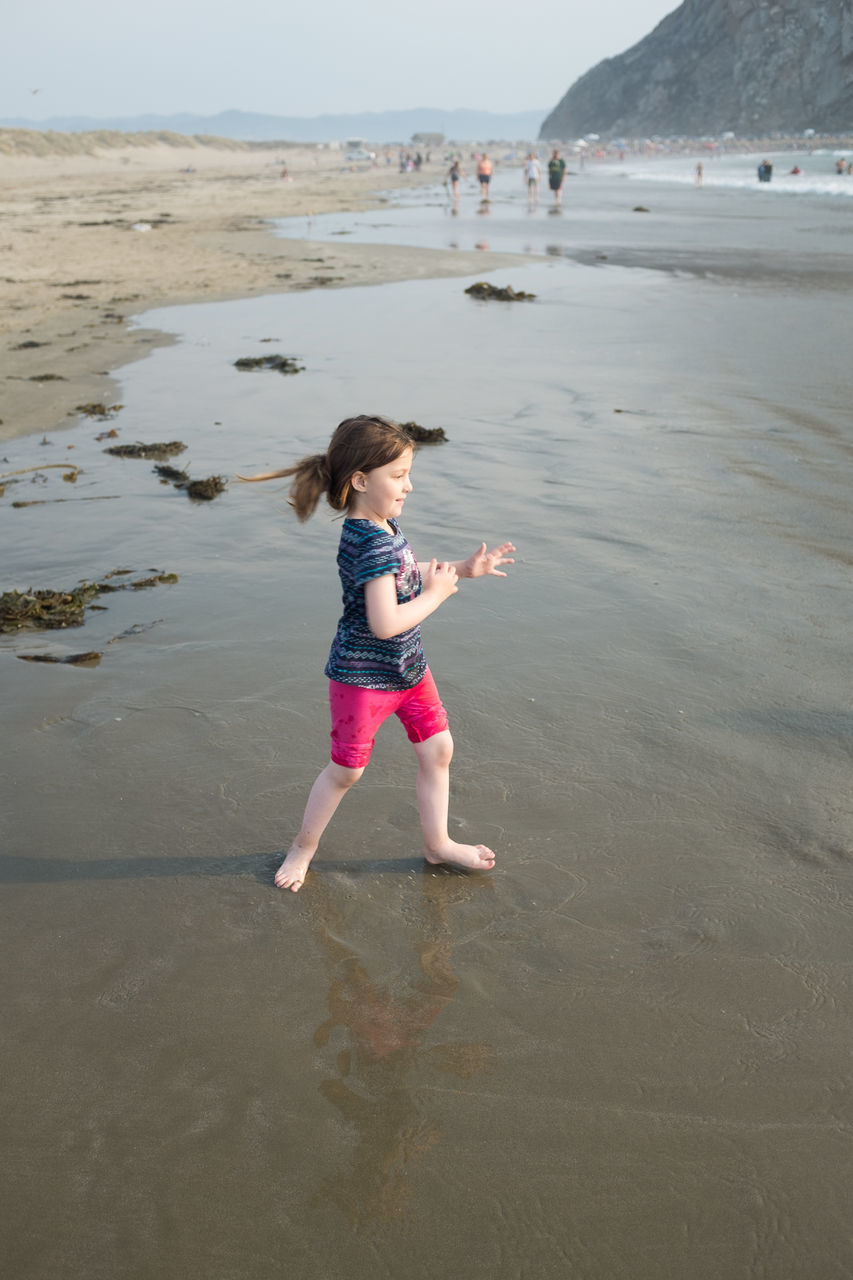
[324,518,426,690]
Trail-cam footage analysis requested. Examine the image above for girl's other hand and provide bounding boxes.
[464,541,516,578]
[423,559,459,600]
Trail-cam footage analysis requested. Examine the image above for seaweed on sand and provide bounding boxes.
[1,584,102,632]
[400,422,448,445]
[18,651,102,667]
[233,355,304,375]
[0,572,178,634]
[154,464,190,484]
[464,282,536,301]
[13,495,120,508]
[104,441,186,460]
[129,573,178,589]
[76,402,123,420]
[153,465,226,500]
[0,463,81,485]
[181,476,227,501]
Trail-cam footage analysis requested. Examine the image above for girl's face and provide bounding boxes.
[350,448,414,525]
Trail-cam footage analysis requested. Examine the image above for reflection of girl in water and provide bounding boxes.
[310,875,494,1224]
[240,415,514,891]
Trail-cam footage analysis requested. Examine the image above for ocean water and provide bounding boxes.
[621,148,853,198]
[2,178,852,1279]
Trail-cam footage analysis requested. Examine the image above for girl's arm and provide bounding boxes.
[419,541,516,581]
[365,560,459,640]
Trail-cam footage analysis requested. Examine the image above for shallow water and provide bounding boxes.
[2,181,852,1278]
[274,165,853,284]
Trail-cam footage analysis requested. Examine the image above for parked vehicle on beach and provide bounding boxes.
[345,148,376,162]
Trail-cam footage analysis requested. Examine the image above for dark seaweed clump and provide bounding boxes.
[154,464,190,484]
[152,465,226,500]
[77,402,123,420]
[400,421,448,445]
[18,651,102,667]
[182,476,226,501]
[1,584,102,632]
[0,572,178,634]
[105,441,187,460]
[464,282,536,301]
[234,355,304,375]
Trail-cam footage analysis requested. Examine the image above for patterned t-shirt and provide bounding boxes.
[324,518,426,690]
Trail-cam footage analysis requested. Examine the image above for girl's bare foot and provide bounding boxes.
[424,842,495,871]
[274,846,316,892]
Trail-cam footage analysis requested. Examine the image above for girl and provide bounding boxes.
[241,414,515,893]
[446,158,464,201]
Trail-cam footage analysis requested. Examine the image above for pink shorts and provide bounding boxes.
[329,668,449,768]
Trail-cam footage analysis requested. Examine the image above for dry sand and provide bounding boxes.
[0,135,522,442]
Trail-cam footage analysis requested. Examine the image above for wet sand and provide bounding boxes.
[2,169,852,1278]
[0,138,523,442]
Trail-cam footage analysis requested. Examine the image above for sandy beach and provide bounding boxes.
[1,134,524,441]
[3,149,853,1279]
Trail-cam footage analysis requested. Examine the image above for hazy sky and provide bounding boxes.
[4,1,679,120]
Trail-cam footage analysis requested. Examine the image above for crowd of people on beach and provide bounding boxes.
[444,147,569,211]
[326,134,853,207]
[398,150,425,172]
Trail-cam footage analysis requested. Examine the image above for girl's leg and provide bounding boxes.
[413,731,495,871]
[275,760,364,892]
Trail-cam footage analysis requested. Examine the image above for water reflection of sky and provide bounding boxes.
[271,172,589,258]
[272,160,853,267]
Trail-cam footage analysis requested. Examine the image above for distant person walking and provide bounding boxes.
[695,161,703,185]
[476,153,493,201]
[446,158,464,201]
[523,152,541,205]
[548,149,566,206]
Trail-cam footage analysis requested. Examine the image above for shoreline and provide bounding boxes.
[5,129,851,447]
[1,142,525,444]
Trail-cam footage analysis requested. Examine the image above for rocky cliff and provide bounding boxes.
[540,0,853,139]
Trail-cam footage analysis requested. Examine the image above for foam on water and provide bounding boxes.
[621,149,853,198]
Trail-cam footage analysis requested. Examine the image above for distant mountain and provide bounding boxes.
[0,107,547,144]
[540,0,853,139]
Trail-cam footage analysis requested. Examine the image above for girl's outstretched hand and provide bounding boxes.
[463,541,516,578]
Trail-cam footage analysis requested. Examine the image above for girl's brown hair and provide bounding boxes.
[238,415,414,522]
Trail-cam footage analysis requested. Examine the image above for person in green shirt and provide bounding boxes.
[548,149,567,206]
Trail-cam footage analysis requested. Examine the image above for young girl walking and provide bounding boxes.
[241,414,515,893]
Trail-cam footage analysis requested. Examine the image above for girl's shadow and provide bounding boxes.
[1,851,464,887]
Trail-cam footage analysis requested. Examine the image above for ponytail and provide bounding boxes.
[238,414,413,521]
[237,452,330,522]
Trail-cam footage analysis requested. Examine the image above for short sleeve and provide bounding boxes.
[353,528,401,586]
